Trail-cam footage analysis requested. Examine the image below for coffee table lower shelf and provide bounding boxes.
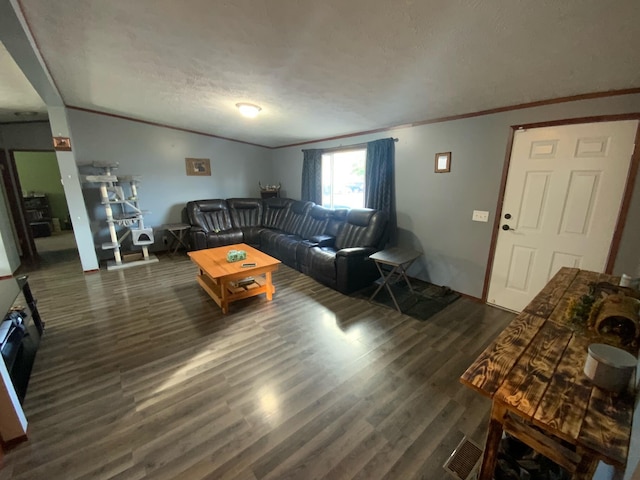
[196,272,274,314]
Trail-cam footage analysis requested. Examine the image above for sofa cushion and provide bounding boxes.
[227,198,264,246]
[205,230,243,247]
[262,198,294,230]
[227,198,263,228]
[274,234,303,268]
[240,226,264,247]
[282,200,313,236]
[300,205,333,240]
[186,199,233,232]
[259,228,285,257]
[326,209,348,237]
[307,246,338,286]
[335,209,387,250]
[296,240,316,274]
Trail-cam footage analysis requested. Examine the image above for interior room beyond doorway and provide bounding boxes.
[13,151,77,263]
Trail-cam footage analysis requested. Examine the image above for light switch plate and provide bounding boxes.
[472,210,489,222]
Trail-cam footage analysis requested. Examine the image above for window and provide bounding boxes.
[321,149,366,209]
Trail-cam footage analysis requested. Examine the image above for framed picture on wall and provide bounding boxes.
[53,136,72,151]
[185,158,211,176]
[434,152,451,173]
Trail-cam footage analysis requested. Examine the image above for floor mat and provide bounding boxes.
[354,278,460,321]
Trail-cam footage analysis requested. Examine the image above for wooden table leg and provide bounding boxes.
[220,280,229,314]
[382,265,403,312]
[368,261,387,301]
[478,401,507,480]
[399,263,415,293]
[369,261,403,312]
[265,271,273,300]
[574,448,598,480]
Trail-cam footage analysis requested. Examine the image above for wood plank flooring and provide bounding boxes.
[1,251,514,479]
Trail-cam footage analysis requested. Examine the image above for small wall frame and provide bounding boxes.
[185,158,211,176]
[435,152,451,173]
[53,136,72,151]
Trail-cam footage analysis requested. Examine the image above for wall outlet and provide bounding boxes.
[472,210,489,222]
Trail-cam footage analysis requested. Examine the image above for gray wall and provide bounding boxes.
[0,121,54,151]
[0,115,274,266]
[271,93,640,298]
[66,109,273,257]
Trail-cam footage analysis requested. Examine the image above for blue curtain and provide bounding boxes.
[365,138,396,244]
[301,149,322,204]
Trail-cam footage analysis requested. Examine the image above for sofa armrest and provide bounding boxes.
[335,247,380,294]
[336,246,377,258]
[189,227,207,250]
[309,235,336,248]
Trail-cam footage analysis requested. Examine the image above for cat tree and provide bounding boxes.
[82,163,158,270]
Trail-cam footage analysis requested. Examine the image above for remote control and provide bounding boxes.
[241,263,256,267]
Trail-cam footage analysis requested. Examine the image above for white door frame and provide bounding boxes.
[482,114,640,302]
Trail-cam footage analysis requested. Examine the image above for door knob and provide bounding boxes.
[502,224,514,231]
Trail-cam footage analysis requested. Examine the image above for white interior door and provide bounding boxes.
[488,120,638,312]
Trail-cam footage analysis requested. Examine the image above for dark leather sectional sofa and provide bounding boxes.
[185,197,388,294]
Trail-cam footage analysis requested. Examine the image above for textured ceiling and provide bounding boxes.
[11,0,640,147]
[0,42,47,122]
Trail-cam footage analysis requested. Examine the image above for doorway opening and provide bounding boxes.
[6,150,78,267]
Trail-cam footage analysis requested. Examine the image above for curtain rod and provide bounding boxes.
[302,137,398,152]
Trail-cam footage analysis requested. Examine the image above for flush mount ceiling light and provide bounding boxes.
[236,103,262,118]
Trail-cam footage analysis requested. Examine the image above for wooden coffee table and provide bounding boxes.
[188,243,281,314]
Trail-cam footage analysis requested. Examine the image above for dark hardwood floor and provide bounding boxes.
[1,251,514,479]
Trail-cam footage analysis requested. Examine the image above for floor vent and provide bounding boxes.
[443,437,482,480]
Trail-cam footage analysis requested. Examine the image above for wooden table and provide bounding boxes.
[461,267,635,479]
[368,247,422,313]
[188,244,280,314]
